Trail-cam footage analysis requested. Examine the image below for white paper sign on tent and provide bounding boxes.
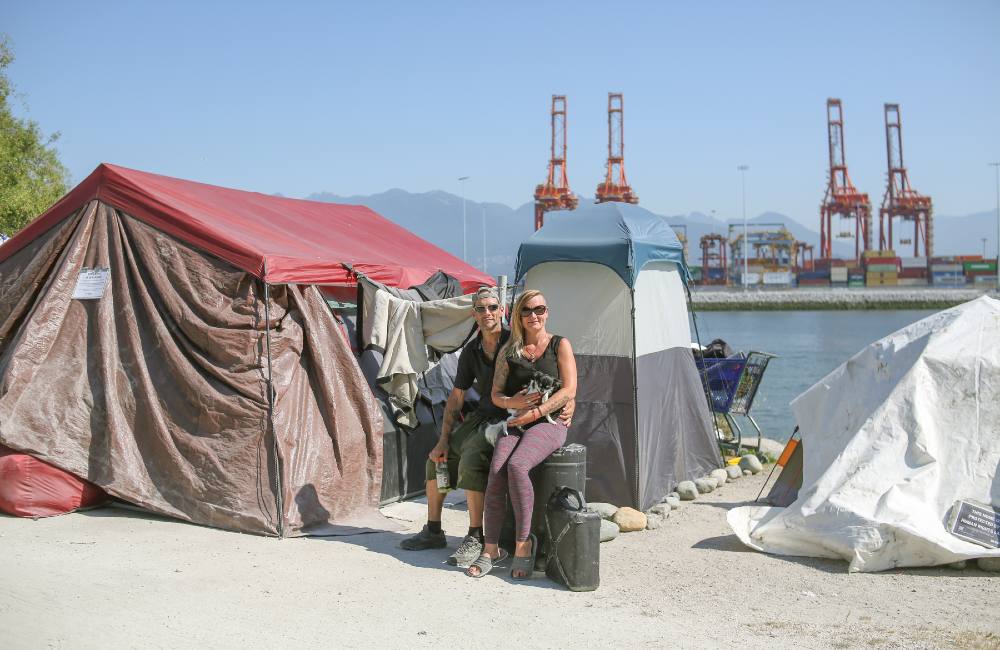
[72,267,111,300]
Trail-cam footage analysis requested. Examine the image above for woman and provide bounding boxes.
[467,290,577,579]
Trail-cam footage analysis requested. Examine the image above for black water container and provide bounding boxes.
[544,486,600,591]
[499,443,587,554]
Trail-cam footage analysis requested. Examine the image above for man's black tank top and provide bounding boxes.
[504,335,564,428]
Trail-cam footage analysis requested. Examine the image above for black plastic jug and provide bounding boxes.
[544,486,600,591]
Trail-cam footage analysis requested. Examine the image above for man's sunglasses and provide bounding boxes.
[473,304,501,313]
[519,305,548,317]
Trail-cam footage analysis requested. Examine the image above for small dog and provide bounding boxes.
[484,369,563,446]
[524,370,563,423]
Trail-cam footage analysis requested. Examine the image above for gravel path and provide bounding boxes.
[1,469,998,649]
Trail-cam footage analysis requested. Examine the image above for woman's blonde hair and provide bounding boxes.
[507,289,545,359]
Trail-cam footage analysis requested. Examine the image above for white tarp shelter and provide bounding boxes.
[729,296,1000,571]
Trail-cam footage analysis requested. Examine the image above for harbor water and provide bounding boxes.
[689,309,938,443]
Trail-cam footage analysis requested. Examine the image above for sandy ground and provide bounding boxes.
[2,468,998,650]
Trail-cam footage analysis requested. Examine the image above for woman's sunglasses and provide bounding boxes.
[473,304,501,313]
[519,305,548,317]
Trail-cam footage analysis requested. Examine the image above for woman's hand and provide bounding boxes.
[558,398,575,427]
[507,407,540,428]
[504,388,541,410]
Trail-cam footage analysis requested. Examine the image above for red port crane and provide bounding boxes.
[533,95,578,230]
[879,103,933,258]
[819,98,872,262]
[595,93,638,204]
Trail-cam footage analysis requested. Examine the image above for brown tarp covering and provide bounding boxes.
[0,201,384,536]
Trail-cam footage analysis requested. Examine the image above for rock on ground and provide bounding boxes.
[726,465,742,480]
[648,503,670,517]
[743,469,752,476]
[739,454,764,474]
[710,469,729,485]
[599,518,619,542]
[587,502,619,520]
[676,481,698,500]
[612,507,647,532]
[978,558,1000,572]
[663,495,681,509]
[645,513,663,530]
[694,478,715,494]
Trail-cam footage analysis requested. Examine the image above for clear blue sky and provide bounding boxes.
[5,1,999,228]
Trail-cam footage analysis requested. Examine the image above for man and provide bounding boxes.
[400,286,572,567]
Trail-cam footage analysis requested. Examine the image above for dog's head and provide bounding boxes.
[529,370,562,393]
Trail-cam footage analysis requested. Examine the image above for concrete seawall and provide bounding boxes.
[690,287,997,311]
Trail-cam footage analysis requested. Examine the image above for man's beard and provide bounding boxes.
[480,320,501,335]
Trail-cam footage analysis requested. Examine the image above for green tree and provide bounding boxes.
[0,35,70,237]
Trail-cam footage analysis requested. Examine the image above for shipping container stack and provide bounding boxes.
[704,267,726,284]
[930,256,964,286]
[962,257,998,286]
[830,266,848,287]
[898,257,928,286]
[763,270,793,287]
[798,257,836,287]
[864,249,900,287]
[689,266,703,284]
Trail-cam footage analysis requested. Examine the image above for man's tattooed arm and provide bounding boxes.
[440,388,466,438]
[491,342,512,408]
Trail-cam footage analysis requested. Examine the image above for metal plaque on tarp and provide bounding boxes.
[947,500,1000,549]
[72,267,111,300]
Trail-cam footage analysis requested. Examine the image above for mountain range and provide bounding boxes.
[306,189,999,277]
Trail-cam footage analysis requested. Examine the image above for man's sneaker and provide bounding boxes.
[446,534,484,568]
[399,525,447,551]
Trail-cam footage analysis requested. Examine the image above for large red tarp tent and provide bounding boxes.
[0,163,493,290]
[0,164,491,536]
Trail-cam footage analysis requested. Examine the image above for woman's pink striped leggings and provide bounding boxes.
[483,422,568,544]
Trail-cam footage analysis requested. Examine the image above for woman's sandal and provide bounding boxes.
[466,549,508,578]
[510,534,538,581]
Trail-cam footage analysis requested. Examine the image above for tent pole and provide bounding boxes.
[263,274,284,538]
[629,286,641,508]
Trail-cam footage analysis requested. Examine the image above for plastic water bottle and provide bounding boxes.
[435,461,450,493]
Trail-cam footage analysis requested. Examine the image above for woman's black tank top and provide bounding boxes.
[504,335,564,428]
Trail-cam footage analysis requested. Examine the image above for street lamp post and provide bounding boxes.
[458,176,470,262]
[738,165,749,290]
[990,163,1000,291]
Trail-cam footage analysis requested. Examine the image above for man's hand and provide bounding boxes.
[428,440,448,463]
[558,398,576,427]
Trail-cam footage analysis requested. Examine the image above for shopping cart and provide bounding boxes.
[695,351,775,452]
